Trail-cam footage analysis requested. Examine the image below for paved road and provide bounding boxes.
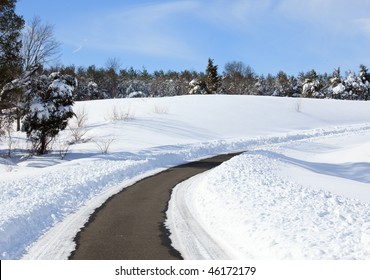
[69,153,241,260]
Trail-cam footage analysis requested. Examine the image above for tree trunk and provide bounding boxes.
[38,134,48,155]
[16,114,21,131]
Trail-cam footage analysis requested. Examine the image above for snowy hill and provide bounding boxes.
[1,95,370,259]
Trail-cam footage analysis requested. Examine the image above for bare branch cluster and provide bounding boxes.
[21,16,61,70]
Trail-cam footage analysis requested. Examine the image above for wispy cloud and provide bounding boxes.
[62,0,278,60]
[55,0,370,72]
[194,0,274,30]
[276,0,370,34]
[72,45,83,54]
[63,1,202,60]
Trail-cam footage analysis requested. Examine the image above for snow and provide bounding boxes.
[333,83,345,95]
[29,100,50,120]
[166,131,370,259]
[1,95,370,260]
[49,79,73,98]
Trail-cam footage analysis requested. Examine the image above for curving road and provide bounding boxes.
[69,153,241,260]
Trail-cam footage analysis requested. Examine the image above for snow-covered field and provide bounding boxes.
[1,95,370,260]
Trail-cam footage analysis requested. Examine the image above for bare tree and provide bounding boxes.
[94,138,115,154]
[223,61,256,95]
[105,57,122,73]
[21,16,61,70]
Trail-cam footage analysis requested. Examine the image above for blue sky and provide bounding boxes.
[16,0,370,75]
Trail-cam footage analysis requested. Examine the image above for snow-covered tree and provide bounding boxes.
[188,78,208,95]
[302,70,323,98]
[328,68,344,99]
[254,75,266,96]
[263,74,276,96]
[151,78,178,97]
[289,76,301,97]
[358,64,370,100]
[86,81,100,100]
[273,71,292,97]
[0,63,40,130]
[124,80,149,98]
[342,70,363,100]
[22,72,76,155]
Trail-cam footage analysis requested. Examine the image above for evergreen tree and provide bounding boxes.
[343,70,362,100]
[359,64,370,100]
[86,81,100,100]
[264,73,276,96]
[273,71,291,96]
[254,75,266,96]
[0,0,24,107]
[105,58,121,98]
[188,78,208,95]
[0,0,24,86]
[22,72,76,155]
[206,58,221,94]
[302,69,323,98]
[289,76,301,97]
[328,68,344,99]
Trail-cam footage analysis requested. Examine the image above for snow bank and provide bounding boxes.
[167,129,370,259]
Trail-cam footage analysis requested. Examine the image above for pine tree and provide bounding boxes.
[302,69,323,98]
[359,64,370,100]
[0,0,24,121]
[0,0,24,105]
[87,81,99,100]
[274,71,291,96]
[188,78,208,95]
[206,58,221,94]
[343,70,363,100]
[328,68,344,99]
[22,72,76,155]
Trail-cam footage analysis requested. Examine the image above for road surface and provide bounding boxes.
[70,153,241,260]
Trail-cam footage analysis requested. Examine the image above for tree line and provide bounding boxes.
[40,59,370,101]
[1,0,370,155]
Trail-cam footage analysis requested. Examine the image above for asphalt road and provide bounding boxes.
[69,153,241,260]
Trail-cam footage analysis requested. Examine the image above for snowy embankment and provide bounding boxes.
[1,95,370,259]
[166,130,370,259]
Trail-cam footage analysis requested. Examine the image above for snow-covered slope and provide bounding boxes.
[166,129,370,259]
[1,95,370,259]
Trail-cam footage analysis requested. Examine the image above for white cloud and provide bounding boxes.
[67,0,277,57]
[72,45,83,54]
[196,0,274,29]
[63,1,202,60]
